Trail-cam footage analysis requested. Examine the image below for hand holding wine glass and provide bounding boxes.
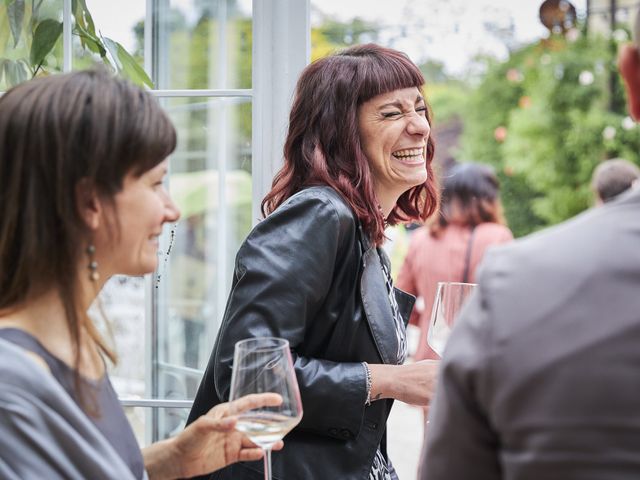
[229,337,303,480]
[427,282,477,358]
[160,393,283,479]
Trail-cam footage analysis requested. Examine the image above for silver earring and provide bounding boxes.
[87,244,99,282]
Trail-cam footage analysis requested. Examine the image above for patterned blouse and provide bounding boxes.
[368,256,408,480]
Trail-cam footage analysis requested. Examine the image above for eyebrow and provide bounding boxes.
[378,96,425,110]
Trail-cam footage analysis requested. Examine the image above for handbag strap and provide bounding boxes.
[462,227,477,284]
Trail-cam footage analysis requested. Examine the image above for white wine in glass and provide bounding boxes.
[427,282,477,357]
[230,337,303,480]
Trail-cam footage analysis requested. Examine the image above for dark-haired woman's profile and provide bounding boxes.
[0,70,282,479]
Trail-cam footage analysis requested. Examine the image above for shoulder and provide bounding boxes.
[279,186,356,224]
[255,186,357,239]
[476,200,634,293]
[474,223,513,243]
[406,226,433,249]
[0,338,54,396]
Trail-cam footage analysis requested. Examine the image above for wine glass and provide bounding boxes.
[427,282,477,357]
[229,337,303,480]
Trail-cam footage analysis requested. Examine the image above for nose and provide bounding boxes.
[164,192,181,223]
[407,111,430,138]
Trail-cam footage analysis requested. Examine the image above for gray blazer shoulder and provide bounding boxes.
[478,186,640,298]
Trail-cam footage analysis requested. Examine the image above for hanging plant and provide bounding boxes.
[0,0,152,88]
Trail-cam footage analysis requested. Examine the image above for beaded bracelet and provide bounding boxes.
[362,362,372,406]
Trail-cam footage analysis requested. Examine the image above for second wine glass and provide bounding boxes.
[427,282,477,357]
[229,337,303,480]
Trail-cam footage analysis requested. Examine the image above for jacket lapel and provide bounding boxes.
[358,227,397,365]
[377,246,415,328]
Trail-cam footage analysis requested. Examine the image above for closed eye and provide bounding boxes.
[382,111,403,118]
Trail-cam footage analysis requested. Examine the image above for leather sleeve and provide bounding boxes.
[213,190,367,440]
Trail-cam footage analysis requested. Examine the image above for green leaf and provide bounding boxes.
[0,4,10,50]
[102,37,153,88]
[7,0,25,48]
[115,42,153,88]
[29,19,62,66]
[102,36,122,69]
[15,58,27,82]
[4,59,17,86]
[74,22,105,56]
[32,0,44,19]
[74,0,96,37]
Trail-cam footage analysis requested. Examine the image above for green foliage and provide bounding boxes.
[311,16,379,60]
[0,0,152,88]
[460,31,640,236]
[29,17,60,65]
[425,82,470,124]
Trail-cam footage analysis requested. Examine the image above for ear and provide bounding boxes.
[75,178,103,231]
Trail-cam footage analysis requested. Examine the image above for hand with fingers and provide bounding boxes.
[143,393,283,480]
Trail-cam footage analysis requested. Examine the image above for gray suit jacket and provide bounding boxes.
[421,186,640,480]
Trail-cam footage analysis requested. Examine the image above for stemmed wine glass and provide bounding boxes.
[229,337,303,480]
[427,282,477,357]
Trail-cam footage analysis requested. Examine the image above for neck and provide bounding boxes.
[374,187,401,219]
[0,279,105,378]
[0,289,75,361]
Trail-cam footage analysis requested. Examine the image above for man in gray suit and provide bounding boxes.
[420,22,640,480]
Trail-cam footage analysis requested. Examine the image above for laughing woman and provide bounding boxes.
[0,70,281,480]
[188,44,441,480]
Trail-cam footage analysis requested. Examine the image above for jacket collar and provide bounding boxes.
[357,225,398,365]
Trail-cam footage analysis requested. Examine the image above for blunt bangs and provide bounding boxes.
[336,44,425,104]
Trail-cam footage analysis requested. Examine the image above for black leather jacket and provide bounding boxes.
[187,186,415,480]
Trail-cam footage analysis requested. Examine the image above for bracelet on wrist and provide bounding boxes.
[363,362,372,406]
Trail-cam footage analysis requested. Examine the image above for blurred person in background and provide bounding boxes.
[591,157,640,205]
[396,162,513,363]
[0,70,281,480]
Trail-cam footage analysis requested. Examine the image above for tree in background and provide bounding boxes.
[311,15,380,60]
[460,28,640,236]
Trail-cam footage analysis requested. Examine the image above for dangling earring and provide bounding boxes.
[87,244,99,282]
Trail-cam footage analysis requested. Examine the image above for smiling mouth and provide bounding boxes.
[392,147,425,164]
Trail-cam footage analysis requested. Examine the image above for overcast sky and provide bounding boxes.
[86,0,587,74]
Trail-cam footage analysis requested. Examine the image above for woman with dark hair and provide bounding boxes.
[397,162,513,363]
[0,70,282,480]
[188,44,440,479]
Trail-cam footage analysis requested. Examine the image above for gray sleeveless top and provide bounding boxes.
[0,328,145,480]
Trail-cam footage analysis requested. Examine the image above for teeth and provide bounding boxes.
[393,148,424,158]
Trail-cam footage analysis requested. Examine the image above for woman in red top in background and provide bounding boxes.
[396,162,513,362]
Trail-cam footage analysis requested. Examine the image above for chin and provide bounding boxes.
[126,261,159,277]
[408,171,428,188]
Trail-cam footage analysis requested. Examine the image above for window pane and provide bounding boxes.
[94,277,147,400]
[152,96,252,439]
[155,0,252,90]
[0,0,63,90]
[75,0,146,73]
[122,406,191,447]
